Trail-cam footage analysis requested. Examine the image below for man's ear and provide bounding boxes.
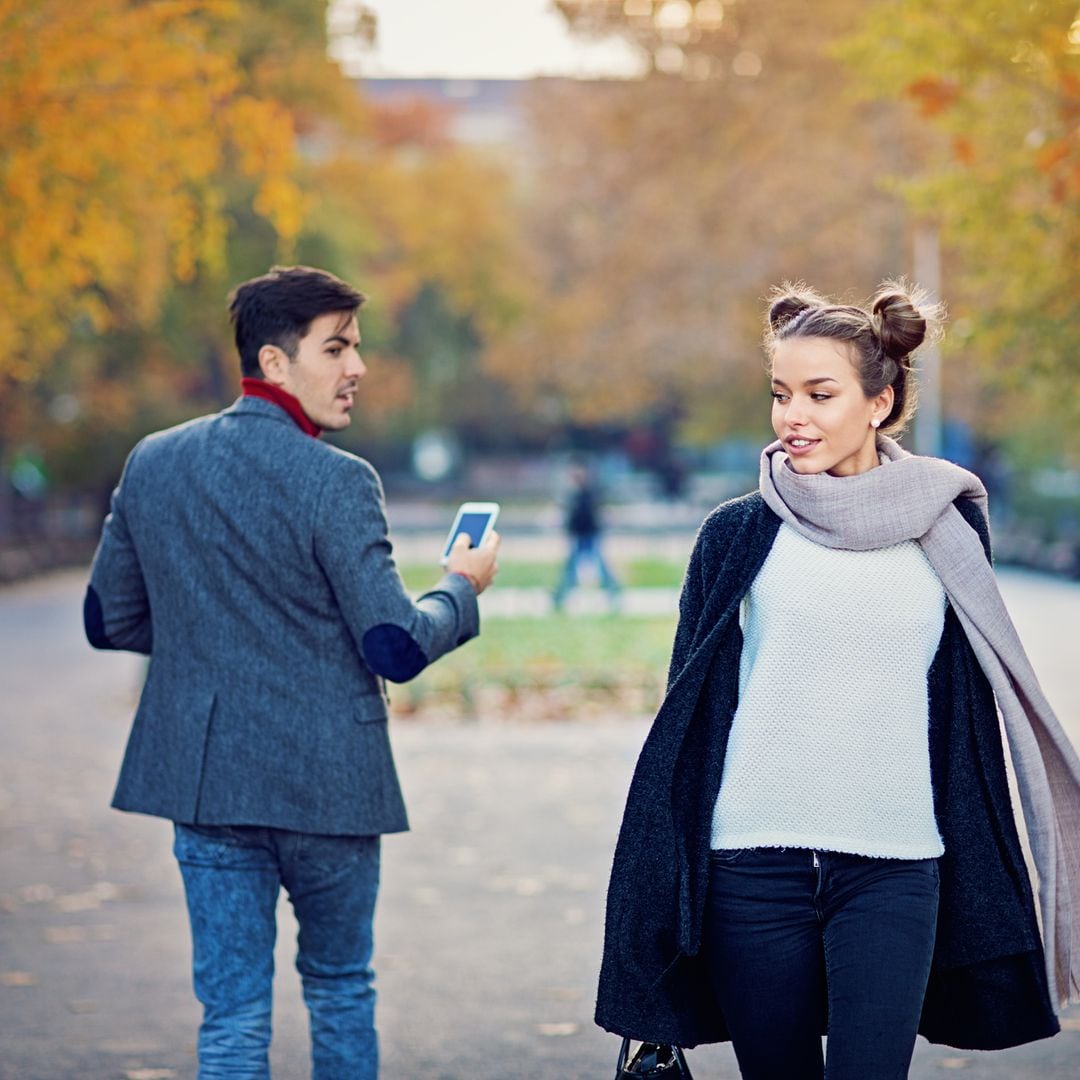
[258,344,290,387]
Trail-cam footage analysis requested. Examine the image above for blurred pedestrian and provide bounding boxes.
[597,281,1080,1078]
[552,461,620,611]
[83,265,499,1079]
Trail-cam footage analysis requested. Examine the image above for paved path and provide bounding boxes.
[1,569,1078,1079]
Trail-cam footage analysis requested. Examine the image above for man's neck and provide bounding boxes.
[241,378,321,438]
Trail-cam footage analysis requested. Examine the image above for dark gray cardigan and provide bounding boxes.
[595,492,1059,1051]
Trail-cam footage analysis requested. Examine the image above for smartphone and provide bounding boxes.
[440,502,500,565]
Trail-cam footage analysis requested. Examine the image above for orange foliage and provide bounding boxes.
[952,136,976,165]
[353,353,416,432]
[904,77,962,118]
[486,7,917,429]
[308,147,525,336]
[1035,138,1071,173]
[0,0,304,382]
[371,98,453,149]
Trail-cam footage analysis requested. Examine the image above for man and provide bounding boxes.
[552,461,619,611]
[84,265,498,1078]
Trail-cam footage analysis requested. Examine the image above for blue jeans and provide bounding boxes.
[553,534,619,606]
[173,824,381,1079]
[703,847,939,1080]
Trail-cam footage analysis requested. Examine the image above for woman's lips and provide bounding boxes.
[785,437,821,457]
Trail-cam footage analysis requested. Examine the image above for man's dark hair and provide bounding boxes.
[228,265,367,378]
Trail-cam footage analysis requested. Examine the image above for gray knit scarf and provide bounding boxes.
[759,434,1080,1010]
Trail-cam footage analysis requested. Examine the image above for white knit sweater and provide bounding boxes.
[710,523,947,858]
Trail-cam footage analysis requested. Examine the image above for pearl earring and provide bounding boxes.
[871,419,881,429]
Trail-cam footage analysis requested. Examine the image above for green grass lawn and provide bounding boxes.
[390,612,678,718]
[398,557,685,592]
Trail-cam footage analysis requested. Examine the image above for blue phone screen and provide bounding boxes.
[448,512,491,552]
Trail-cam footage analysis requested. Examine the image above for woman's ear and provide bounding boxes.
[871,384,894,428]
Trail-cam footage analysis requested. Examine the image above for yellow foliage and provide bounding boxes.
[839,0,1080,398]
[306,144,527,337]
[0,0,303,382]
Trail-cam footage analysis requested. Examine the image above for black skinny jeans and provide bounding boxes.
[703,847,939,1080]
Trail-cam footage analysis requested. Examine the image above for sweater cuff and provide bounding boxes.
[425,571,480,646]
[449,570,480,593]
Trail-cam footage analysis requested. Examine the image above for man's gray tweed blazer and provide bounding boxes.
[85,396,479,835]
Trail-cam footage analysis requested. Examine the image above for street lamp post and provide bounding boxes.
[913,221,942,458]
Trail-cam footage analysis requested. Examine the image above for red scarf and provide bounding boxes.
[241,378,321,438]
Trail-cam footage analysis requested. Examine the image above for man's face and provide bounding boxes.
[272,311,365,431]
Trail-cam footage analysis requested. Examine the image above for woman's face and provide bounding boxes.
[770,336,893,477]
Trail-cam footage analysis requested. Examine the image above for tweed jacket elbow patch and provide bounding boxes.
[594,492,1059,1051]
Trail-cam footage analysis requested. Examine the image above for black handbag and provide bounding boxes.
[614,1038,694,1078]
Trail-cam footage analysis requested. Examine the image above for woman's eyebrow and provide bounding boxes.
[771,376,840,388]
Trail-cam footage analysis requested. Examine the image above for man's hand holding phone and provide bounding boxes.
[446,530,499,594]
[441,502,500,594]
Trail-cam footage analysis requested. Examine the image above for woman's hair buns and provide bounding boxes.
[871,286,928,360]
[767,288,824,333]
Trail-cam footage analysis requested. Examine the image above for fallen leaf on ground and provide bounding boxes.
[0,970,39,987]
[43,926,86,943]
[18,883,55,903]
[53,891,103,913]
[536,1021,579,1037]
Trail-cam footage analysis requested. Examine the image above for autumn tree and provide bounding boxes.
[0,0,303,383]
[838,1,1080,459]
[147,6,527,459]
[274,80,530,460]
[1,1,528,496]
[486,1,920,441]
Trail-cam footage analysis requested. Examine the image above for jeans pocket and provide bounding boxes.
[710,847,753,865]
[173,823,268,867]
[294,833,381,876]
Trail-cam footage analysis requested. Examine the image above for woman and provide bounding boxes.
[595,282,1080,1079]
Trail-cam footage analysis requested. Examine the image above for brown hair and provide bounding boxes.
[229,265,367,378]
[764,280,941,435]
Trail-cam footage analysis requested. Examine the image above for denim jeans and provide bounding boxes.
[553,534,620,606]
[703,847,939,1080]
[173,824,381,1080]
